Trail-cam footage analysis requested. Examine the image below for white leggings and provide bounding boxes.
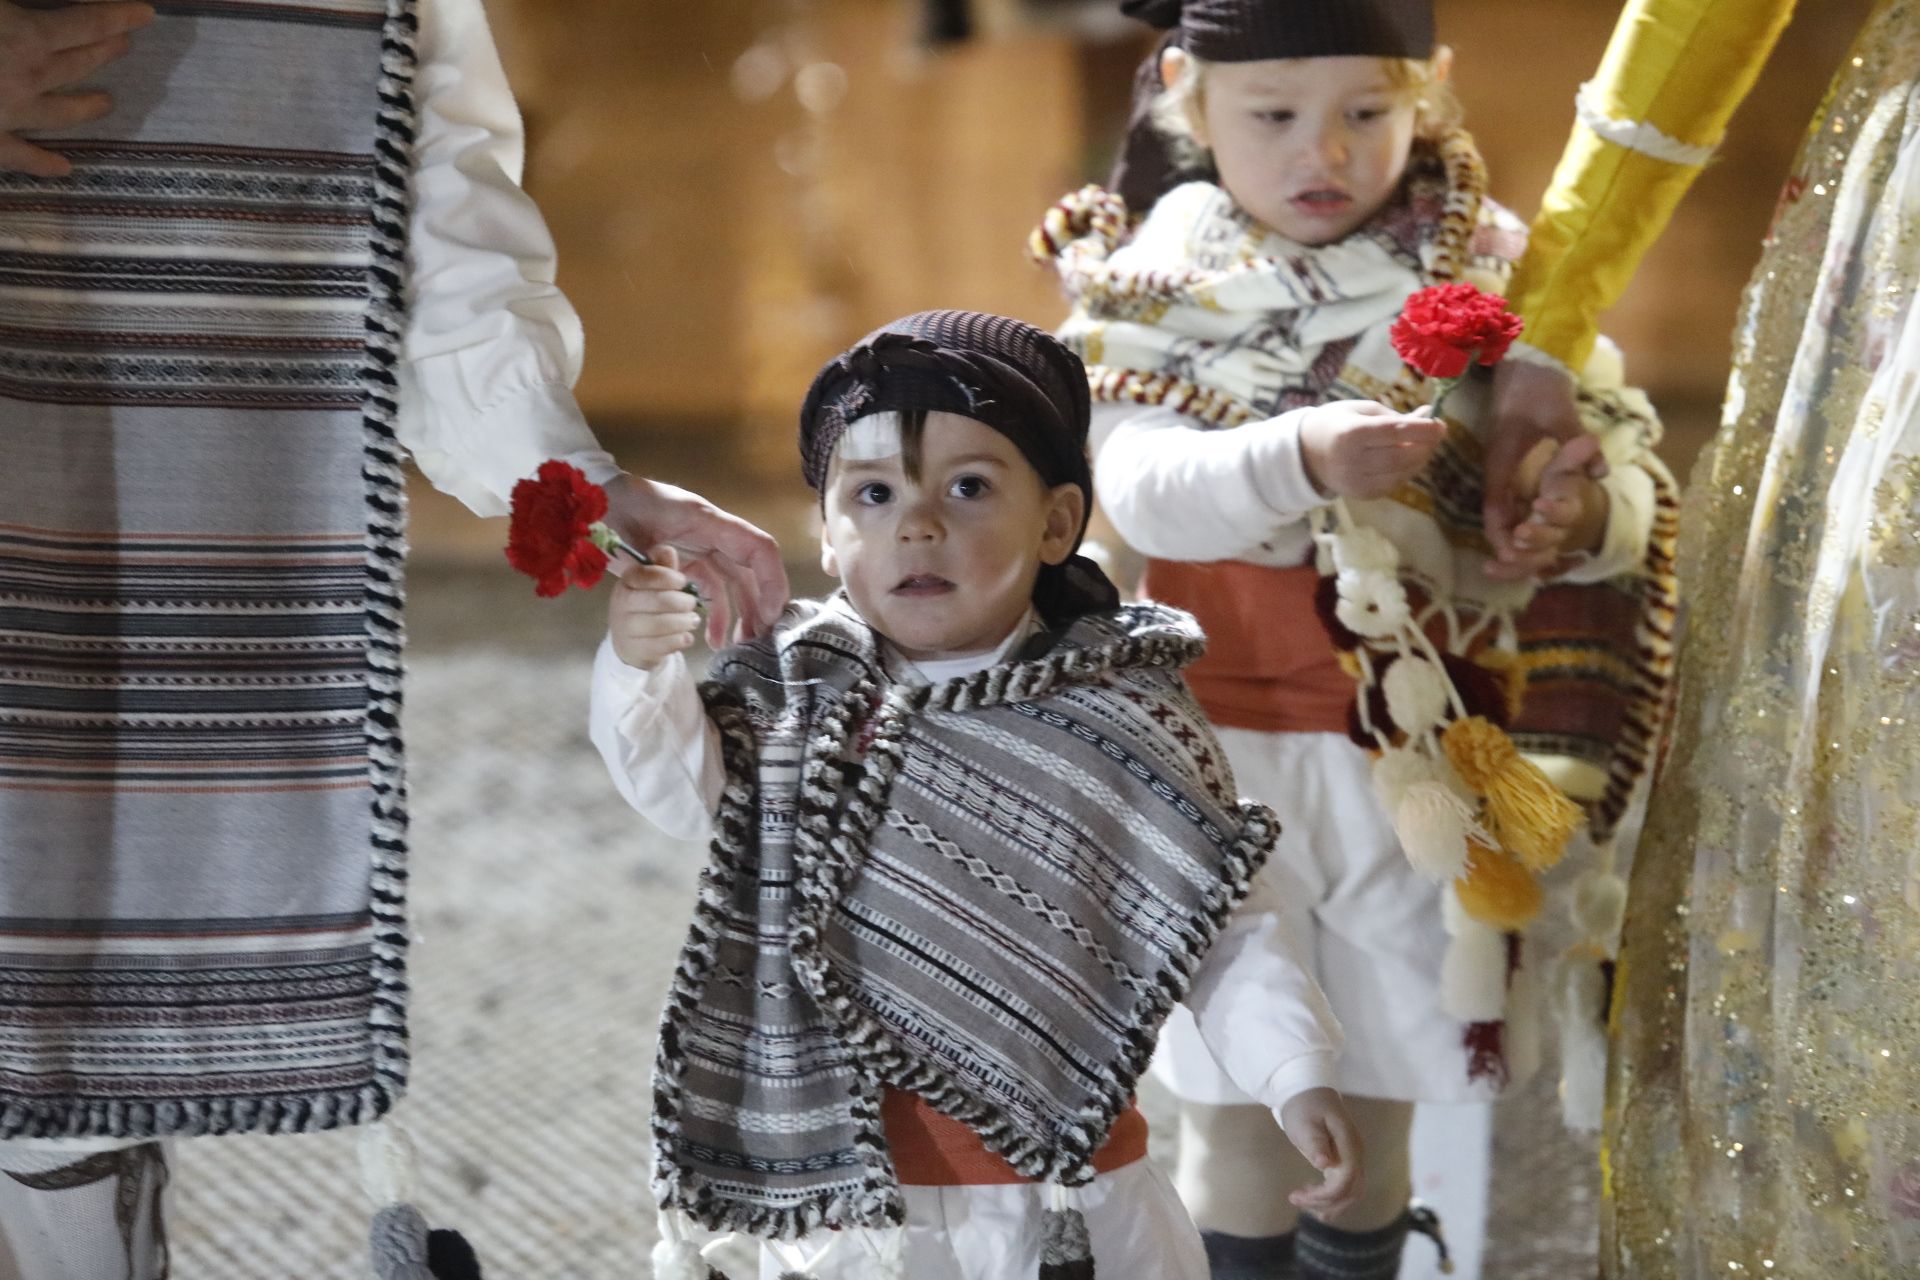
[0,1142,169,1280]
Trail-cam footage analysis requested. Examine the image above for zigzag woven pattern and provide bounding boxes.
[651,598,1274,1240]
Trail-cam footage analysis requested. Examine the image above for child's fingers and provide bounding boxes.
[613,543,689,592]
[1348,418,1446,449]
[1540,432,1603,481]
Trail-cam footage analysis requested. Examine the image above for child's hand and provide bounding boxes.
[1298,401,1447,500]
[1278,1087,1365,1221]
[608,545,702,670]
[1485,435,1611,582]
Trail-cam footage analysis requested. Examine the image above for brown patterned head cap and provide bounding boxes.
[799,309,1092,503]
[1119,0,1433,60]
[799,310,1118,624]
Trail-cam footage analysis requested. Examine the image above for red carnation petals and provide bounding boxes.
[1390,283,1525,380]
[505,460,613,597]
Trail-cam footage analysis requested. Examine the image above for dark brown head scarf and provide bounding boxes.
[799,309,1118,625]
[1109,0,1436,210]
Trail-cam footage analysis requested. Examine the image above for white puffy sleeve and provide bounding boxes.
[395,0,619,515]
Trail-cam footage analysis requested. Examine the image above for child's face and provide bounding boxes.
[1184,54,1421,247]
[820,411,1085,662]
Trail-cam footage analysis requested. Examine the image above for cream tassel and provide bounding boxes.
[1394,781,1486,881]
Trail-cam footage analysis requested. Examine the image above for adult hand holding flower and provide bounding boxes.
[505,462,788,647]
[599,474,788,646]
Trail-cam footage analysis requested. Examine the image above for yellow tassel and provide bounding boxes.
[1337,650,1364,681]
[1441,717,1583,871]
[1454,840,1543,931]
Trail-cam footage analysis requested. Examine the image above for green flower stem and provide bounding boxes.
[1428,373,1464,420]
[588,522,705,610]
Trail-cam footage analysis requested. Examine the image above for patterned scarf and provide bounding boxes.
[651,596,1275,1244]
[0,0,416,1138]
[1034,129,1679,845]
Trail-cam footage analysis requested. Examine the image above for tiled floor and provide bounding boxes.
[165,557,1599,1277]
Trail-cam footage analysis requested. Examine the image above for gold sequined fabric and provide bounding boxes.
[1604,3,1920,1273]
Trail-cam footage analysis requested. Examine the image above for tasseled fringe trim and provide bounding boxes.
[353,0,423,1118]
[1041,1184,1096,1280]
[0,1085,400,1141]
[655,608,1266,1242]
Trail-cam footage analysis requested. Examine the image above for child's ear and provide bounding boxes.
[1160,46,1208,147]
[819,537,840,580]
[1038,483,1087,567]
[1430,45,1454,86]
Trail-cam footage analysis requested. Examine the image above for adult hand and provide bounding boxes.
[1484,434,1610,582]
[0,0,154,177]
[600,473,789,649]
[1483,359,1597,567]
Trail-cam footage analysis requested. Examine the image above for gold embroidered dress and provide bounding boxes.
[1508,0,1920,1273]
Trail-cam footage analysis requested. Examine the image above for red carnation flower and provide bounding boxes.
[1390,282,1525,381]
[506,460,614,597]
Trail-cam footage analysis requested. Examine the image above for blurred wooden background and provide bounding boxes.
[419,0,1874,556]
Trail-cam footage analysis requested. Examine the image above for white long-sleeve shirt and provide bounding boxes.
[1091,402,1656,580]
[393,0,618,510]
[587,631,1345,1123]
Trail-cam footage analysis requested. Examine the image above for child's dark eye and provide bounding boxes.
[948,474,990,499]
[1351,107,1387,124]
[1256,109,1295,125]
[856,481,893,506]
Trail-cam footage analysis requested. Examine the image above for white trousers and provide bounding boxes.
[1158,728,1492,1104]
[733,1160,1207,1280]
[0,1141,169,1280]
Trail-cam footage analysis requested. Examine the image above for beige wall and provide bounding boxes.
[479,0,1873,480]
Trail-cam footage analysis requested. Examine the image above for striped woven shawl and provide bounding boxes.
[0,0,417,1138]
[653,596,1275,1238]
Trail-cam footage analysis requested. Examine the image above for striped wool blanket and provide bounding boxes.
[0,0,416,1138]
[652,596,1275,1239]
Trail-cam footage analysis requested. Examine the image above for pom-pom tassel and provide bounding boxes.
[1439,899,1508,1023]
[1441,717,1583,870]
[1393,781,1484,881]
[1040,1185,1096,1279]
[1571,870,1628,942]
[1463,1020,1510,1089]
[1382,654,1452,737]
[652,1211,726,1280]
[1556,951,1611,1131]
[1453,841,1544,931]
[652,1236,710,1280]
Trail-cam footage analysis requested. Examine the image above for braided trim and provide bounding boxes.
[1575,81,1716,168]
[1588,456,1681,843]
[1087,367,1259,428]
[352,0,421,1130]
[1423,128,1490,285]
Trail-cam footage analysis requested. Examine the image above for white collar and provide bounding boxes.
[889,609,1040,686]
